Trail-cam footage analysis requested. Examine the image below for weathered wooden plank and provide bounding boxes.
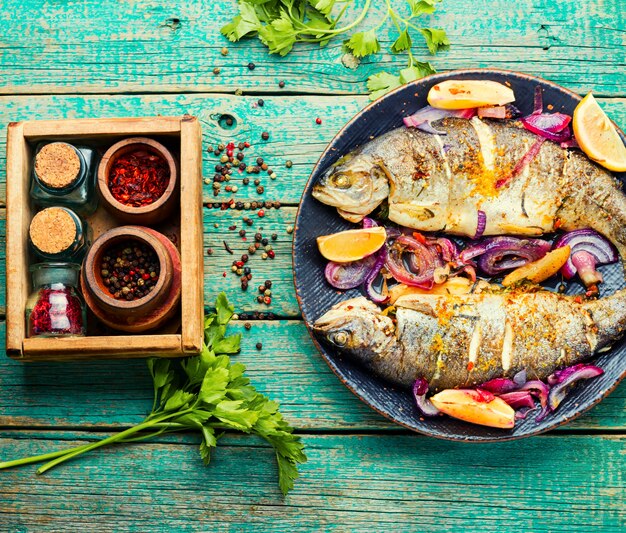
[0,95,624,207]
[1,320,624,431]
[0,431,623,531]
[0,0,623,96]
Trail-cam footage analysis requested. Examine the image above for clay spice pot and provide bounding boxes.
[81,226,181,333]
[98,137,178,224]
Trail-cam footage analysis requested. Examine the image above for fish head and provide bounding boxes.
[312,152,390,222]
[312,297,396,363]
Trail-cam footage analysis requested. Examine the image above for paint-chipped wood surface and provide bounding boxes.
[0,1,624,530]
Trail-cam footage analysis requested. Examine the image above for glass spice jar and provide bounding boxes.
[30,141,98,215]
[28,206,89,261]
[25,263,86,338]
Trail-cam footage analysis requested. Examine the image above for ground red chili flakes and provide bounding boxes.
[29,288,84,336]
[108,150,170,207]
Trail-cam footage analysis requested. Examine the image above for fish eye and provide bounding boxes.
[330,173,352,189]
[330,330,350,346]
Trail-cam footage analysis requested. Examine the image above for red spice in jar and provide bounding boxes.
[29,288,84,336]
[108,150,170,207]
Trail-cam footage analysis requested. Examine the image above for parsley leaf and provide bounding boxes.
[367,71,403,100]
[1,293,307,497]
[407,0,441,16]
[419,27,450,54]
[391,29,412,53]
[345,29,380,58]
[220,1,262,42]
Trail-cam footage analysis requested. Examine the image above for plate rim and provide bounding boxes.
[292,67,626,442]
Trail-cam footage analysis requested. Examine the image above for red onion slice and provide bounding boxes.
[479,377,518,394]
[363,246,389,304]
[403,106,476,134]
[498,390,536,410]
[496,138,545,189]
[412,378,440,417]
[473,210,486,240]
[547,365,604,412]
[521,113,572,143]
[386,235,438,288]
[324,257,376,290]
[461,236,551,276]
[553,229,618,284]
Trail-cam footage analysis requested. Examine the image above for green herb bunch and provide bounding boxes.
[0,294,307,496]
[221,0,449,99]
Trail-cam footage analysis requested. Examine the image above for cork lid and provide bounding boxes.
[34,142,81,189]
[29,207,77,254]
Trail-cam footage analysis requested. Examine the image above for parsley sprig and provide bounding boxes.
[0,293,307,496]
[221,0,449,99]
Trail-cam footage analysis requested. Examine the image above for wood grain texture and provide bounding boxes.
[0,431,623,532]
[0,320,624,431]
[0,0,623,96]
[0,94,624,206]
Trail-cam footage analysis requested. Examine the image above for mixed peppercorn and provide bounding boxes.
[100,241,160,301]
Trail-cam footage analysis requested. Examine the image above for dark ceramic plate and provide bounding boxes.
[293,69,626,441]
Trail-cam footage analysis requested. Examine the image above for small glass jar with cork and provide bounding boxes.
[30,141,98,215]
[28,206,89,261]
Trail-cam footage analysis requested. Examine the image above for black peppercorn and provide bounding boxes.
[248,62,256,70]
[261,131,269,140]
[256,342,263,350]
[278,80,285,88]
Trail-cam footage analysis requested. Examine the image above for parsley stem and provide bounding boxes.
[0,443,93,470]
[294,0,371,35]
[36,410,195,475]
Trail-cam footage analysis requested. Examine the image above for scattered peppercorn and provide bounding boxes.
[285,160,293,168]
[213,67,221,75]
[239,229,246,237]
[256,342,263,350]
[261,238,269,246]
[256,186,264,194]
[257,99,264,107]
[271,233,277,240]
[265,280,272,288]
[244,322,252,330]
[267,250,275,259]
[257,295,264,304]
[261,131,269,140]
[316,117,322,125]
[287,226,294,234]
[243,177,250,185]
[278,80,285,88]
[248,62,256,70]
[221,47,228,56]
[258,210,265,217]
[254,178,260,186]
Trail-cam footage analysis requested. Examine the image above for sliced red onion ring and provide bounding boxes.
[547,365,604,412]
[403,106,476,134]
[560,137,579,149]
[479,377,518,394]
[521,113,572,142]
[496,138,545,189]
[386,235,438,288]
[518,380,550,409]
[429,237,459,263]
[553,229,618,286]
[362,217,379,229]
[412,378,440,417]
[498,390,536,410]
[324,256,376,290]
[363,246,389,304]
[473,210,486,240]
[460,236,552,276]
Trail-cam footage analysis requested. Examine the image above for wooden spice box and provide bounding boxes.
[6,116,204,361]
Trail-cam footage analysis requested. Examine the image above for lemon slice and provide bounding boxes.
[427,80,515,110]
[502,246,571,287]
[573,93,626,172]
[317,227,386,263]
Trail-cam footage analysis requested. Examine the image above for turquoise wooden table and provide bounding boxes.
[0,1,624,530]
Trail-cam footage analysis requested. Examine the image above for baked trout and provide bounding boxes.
[312,117,626,269]
[313,289,626,391]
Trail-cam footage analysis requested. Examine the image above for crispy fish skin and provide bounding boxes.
[313,290,626,391]
[312,117,626,268]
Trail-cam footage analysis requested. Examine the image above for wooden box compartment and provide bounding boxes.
[6,116,204,361]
